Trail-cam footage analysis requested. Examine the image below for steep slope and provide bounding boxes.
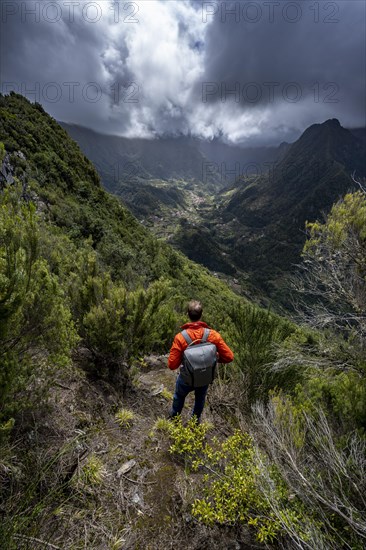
[0,92,292,549]
[0,92,242,308]
[57,121,289,295]
[211,119,366,300]
[59,122,222,209]
[2,93,365,550]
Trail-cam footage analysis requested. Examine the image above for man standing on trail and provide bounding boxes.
[168,300,234,422]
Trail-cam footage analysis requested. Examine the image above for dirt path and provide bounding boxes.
[6,355,260,550]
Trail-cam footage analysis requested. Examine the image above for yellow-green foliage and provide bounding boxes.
[109,538,125,550]
[80,454,105,486]
[115,408,135,428]
[165,420,311,544]
[169,421,277,540]
[191,432,284,542]
[166,417,212,459]
[0,141,5,163]
[153,417,171,433]
[305,191,366,254]
[160,387,173,401]
[0,418,15,442]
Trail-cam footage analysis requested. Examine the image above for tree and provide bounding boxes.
[296,191,366,346]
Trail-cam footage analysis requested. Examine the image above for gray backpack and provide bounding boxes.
[180,328,217,387]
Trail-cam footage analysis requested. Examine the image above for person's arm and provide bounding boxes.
[168,334,184,370]
[212,332,234,363]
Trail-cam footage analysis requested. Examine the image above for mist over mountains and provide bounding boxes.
[214,119,366,298]
[60,122,286,188]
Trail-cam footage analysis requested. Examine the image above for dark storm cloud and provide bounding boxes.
[188,0,366,143]
[0,0,365,144]
[0,0,139,134]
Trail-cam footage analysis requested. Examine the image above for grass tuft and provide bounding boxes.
[115,408,135,428]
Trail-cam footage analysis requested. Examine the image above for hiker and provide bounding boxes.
[168,300,234,422]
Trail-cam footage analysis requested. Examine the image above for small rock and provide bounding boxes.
[117,459,136,478]
[132,492,141,505]
[151,384,164,396]
[144,355,167,369]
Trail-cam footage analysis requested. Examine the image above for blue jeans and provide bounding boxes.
[171,374,209,420]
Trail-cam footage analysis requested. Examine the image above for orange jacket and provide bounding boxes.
[168,321,234,371]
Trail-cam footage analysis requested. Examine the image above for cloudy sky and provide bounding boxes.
[1,0,365,145]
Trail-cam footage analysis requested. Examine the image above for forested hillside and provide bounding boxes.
[1,94,365,549]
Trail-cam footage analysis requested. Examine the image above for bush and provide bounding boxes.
[300,191,366,343]
[0,185,78,421]
[164,405,366,548]
[164,418,308,545]
[82,277,178,380]
[227,303,295,406]
[252,395,366,548]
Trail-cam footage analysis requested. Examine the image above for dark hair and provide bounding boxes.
[187,300,203,321]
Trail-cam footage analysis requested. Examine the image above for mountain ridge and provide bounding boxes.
[209,118,366,303]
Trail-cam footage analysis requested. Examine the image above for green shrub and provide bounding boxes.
[165,419,310,545]
[0,141,5,163]
[253,394,366,548]
[165,410,365,547]
[0,185,78,421]
[166,417,212,461]
[294,366,366,433]
[227,303,295,406]
[83,277,178,364]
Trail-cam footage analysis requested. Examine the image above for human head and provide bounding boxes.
[187,300,203,321]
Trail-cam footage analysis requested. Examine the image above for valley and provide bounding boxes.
[62,119,366,310]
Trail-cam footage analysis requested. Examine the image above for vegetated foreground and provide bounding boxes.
[0,352,274,549]
[1,93,366,549]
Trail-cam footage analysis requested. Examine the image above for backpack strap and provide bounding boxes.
[181,328,210,346]
[181,330,193,345]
